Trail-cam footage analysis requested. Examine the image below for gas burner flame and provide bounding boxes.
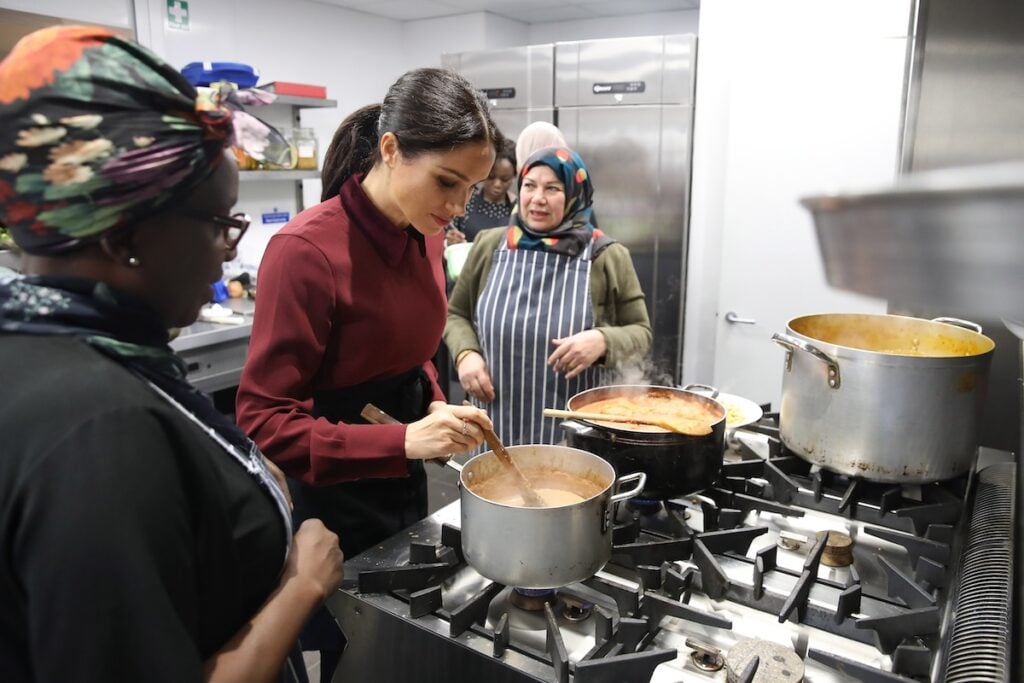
[627,497,664,514]
[509,587,557,612]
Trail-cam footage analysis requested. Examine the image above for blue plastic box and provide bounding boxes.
[181,62,259,88]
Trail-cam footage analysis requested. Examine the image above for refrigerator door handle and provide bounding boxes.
[724,311,757,325]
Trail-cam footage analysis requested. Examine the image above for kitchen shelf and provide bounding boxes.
[239,169,319,181]
[266,94,336,108]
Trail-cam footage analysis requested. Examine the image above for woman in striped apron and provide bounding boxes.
[445,146,652,445]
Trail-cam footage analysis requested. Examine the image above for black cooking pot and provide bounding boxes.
[560,385,726,499]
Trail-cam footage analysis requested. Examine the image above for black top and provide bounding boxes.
[451,187,513,242]
[0,335,287,682]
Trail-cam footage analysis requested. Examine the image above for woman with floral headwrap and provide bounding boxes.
[445,146,652,445]
[0,27,342,683]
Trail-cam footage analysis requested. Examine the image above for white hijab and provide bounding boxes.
[515,122,567,172]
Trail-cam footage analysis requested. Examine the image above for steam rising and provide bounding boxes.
[605,357,675,387]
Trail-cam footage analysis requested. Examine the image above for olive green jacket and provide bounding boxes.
[444,227,652,368]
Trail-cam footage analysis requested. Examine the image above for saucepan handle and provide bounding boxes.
[932,317,983,334]
[559,419,595,437]
[682,383,720,399]
[609,471,647,504]
[771,332,841,389]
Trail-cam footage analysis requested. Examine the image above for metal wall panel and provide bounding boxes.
[900,0,1024,454]
[442,44,554,109]
[560,104,693,375]
[490,108,555,149]
[554,35,695,107]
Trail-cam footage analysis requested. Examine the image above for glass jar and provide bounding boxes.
[262,126,298,170]
[293,127,319,170]
[232,145,257,170]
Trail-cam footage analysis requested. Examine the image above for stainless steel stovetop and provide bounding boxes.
[326,430,1016,683]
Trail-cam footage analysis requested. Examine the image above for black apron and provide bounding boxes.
[292,366,432,676]
[289,365,431,559]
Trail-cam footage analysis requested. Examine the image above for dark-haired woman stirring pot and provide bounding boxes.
[235,68,502,677]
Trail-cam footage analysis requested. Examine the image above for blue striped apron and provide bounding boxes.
[474,240,604,445]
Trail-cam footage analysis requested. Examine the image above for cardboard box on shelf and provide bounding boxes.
[259,81,327,99]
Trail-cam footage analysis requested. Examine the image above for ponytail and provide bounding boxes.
[321,68,505,201]
[320,103,381,201]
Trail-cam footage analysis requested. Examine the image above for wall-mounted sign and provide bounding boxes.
[481,87,516,100]
[592,81,646,95]
[261,210,290,225]
[166,0,190,31]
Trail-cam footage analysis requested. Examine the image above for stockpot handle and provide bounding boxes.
[609,472,647,504]
[559,419,595,437]
[682,383,720,399]
[771,332,841,389]
[931,317,983,334]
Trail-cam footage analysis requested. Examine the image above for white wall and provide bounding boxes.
[133,0,407,275]
[683,0,910,401]
[528,10,698,44]
[0,0,132,28]
[402,12,528,70]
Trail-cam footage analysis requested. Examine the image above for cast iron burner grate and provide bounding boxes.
[725,412,968,537]
[356,524,679,683]
[350,409,980,682]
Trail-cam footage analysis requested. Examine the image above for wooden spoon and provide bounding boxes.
[462,401,546,507]
[542,407,712,437]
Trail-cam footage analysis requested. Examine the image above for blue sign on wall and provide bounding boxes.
[261,210,290,225]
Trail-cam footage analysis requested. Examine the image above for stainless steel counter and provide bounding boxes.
[170,298,254,393]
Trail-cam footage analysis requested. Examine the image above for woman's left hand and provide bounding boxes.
[262,455,293,510]
[548,330,607,379]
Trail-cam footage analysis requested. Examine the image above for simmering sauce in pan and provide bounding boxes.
[469,469,607,507]
[581,391,720,433]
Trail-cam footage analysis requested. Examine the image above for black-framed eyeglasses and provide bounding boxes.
[179,208,251,249]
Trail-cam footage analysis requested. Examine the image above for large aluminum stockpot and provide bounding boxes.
[458,445,645,588]
[561,385,725,499]
[772,313,995,483]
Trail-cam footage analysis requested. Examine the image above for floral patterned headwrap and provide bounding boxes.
[0,26,287,255]
[506,146,612,259]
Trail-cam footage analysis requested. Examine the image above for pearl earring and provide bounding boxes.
[128,256,140,267]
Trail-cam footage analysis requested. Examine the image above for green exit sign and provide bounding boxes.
[167,0,190,31]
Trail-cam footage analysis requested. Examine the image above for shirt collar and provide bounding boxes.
[340,173,426,266]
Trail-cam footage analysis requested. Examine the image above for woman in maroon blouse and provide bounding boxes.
[238,68,503,555]
[237,68,504,678]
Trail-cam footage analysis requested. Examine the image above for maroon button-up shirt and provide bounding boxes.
[236,174,447,485]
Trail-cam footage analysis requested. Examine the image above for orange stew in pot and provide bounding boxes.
[582,390,720,434]
[469,468,607,507]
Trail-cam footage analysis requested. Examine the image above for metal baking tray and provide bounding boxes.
[800,161,1024,319]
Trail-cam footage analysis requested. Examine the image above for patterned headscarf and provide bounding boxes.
[506,146,612,259]
[0,26,288,255]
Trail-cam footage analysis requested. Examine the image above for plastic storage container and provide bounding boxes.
[181,62,259,88]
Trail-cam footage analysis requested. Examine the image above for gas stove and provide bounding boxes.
[326,418,1016,682]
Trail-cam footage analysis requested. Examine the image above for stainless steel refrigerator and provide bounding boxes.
[443,35,698,380]
[442,45,556,143]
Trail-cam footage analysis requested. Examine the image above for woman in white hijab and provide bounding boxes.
[515,121,567,172]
